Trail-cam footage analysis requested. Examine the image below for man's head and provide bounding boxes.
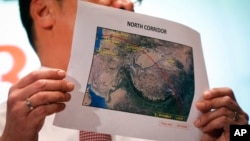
[19,0,33,48]
[19,0,134,70]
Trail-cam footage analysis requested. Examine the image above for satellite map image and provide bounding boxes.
[82,27,194,121]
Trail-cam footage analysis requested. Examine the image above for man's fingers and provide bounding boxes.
[196,96,239,112]
[195,107,237,127]
[203,87,236,101]
[28,103,66,119]
[12,79,74,100]
[201,116,231,133]
[11,69,67,90]
[200,133,217,141]
[195,107,249,129]
[28,92,71,108]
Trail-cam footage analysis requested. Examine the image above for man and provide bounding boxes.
[0,0,248,141]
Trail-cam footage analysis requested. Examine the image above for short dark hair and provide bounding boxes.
[19,0,36,51]
[18,0,143,51]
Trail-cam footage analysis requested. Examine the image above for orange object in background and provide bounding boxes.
[0,45,26,84]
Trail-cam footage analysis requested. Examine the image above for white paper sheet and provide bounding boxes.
[54,1,209,141]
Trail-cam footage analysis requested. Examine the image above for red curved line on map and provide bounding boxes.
[102,34,182,113]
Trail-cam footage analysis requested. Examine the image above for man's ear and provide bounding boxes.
[30,0,54,29]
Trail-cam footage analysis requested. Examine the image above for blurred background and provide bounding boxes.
[0,0,249,120]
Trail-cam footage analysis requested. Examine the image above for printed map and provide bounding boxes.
[82,27,194,121]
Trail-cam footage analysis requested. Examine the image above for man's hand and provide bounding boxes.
[0,68,74,141]
[195,87,249,141]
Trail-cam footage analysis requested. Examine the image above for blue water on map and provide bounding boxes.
[87,84,107,108]
[95,27,103,52]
